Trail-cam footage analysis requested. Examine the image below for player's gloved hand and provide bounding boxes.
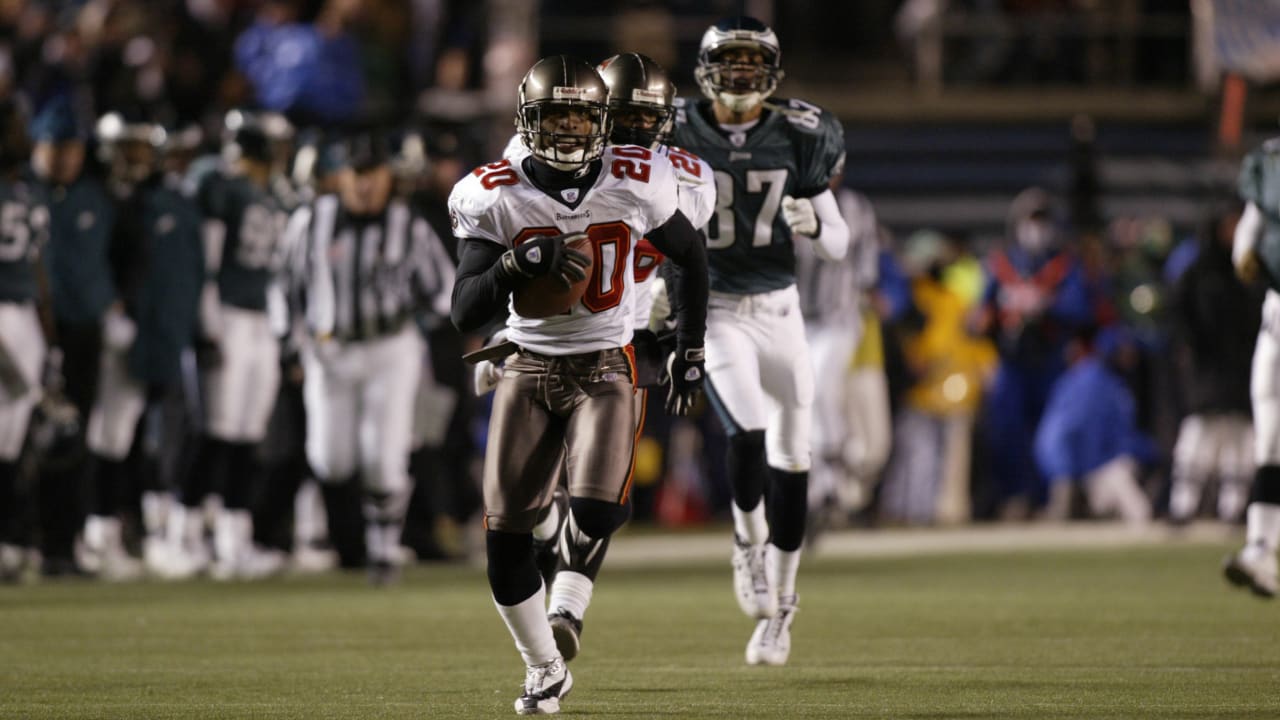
[102,307,137,351]
[781,195,818,238]
[473,359,503,396]
[648,276,672,334]
[661,345,705,416]
[1237,249,1262,285]
[500,232,591,288]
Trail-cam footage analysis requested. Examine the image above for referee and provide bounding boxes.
[283,130,454,584]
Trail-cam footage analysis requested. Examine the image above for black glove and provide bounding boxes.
[499,232,591,288]
[661,345,705,416]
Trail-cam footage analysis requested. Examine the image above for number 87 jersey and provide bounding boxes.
[449,144,680,355]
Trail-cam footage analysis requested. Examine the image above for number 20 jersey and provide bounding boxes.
[671,96,845,295]
[449,145,679,355]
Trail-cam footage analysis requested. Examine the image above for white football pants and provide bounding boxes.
[1252,292,1280,466]
[0,302,45,460]
[205,305,280,443]
[705,285,813,472]
[805,320,858,505]
[86,344,145,461]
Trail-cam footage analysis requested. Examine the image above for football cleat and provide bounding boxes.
[515,656,573,715]
[731,535,775,618]
[745,595,798,666]
[548,608,583,662]
[1223,543,1278,598]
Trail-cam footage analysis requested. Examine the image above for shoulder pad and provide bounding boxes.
[449,160,517,216]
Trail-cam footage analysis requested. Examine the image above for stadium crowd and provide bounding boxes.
[0,0,1264,586]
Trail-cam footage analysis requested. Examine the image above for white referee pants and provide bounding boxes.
[205,306,280,443]
[0,302,45,460]
[303,325,423,500]
[805,320,858,505]
[705,285,813,472]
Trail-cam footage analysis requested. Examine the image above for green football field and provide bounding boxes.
[2,530,1279,719]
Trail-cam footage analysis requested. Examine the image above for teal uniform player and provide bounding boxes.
[669,16,851,668]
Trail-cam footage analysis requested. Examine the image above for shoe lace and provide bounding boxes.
[763,602,797,646]
[523,660,561,695]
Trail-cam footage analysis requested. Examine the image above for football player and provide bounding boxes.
[670,16,850,666]
[449,56,708,715]
[164,110,294,580]
[480,52,716,663]
[78,112,204,580]
[0,99,50,581]
[1225,139,1280,598]
[29,96,115,576]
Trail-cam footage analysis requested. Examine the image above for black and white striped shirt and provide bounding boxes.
[285,195,455,342]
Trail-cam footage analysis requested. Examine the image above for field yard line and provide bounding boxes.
[604,521,1240,567]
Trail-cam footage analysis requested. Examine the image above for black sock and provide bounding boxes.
[1253,465,1280,505]
[320,478,367,568]
[0,461,15,543]
[767,468,808,552]
[487,529,541,606]
[91,456,126,517]
[727,430,769,512]
[223,442,257,511]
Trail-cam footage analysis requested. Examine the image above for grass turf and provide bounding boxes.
[1,539,1278,719]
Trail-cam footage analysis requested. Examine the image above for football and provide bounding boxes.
[512,234,595,318]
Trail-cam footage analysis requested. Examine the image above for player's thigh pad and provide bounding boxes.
[85,346,146,460]
[356,327,423,497]
[483,351,568,532]
[705,295,768,432]
[757,287,814,470]
[561,348,638,504]
[206,307,281,443]
[0,303,44,460]
[302,343,362,480]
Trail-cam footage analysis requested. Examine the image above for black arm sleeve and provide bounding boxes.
[450,238,519,333]
[646,210,708,348]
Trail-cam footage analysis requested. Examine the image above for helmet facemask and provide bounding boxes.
[608,97,674,150]
[517,99,610,172]
[695,42,783,114]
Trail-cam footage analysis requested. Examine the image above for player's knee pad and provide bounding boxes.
[1254,465,1280,505]
[561,498,630,581]
[566,497,630,540]
[767,468,808,552]
[486,529,542,606]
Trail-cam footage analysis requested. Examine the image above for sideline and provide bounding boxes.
[604,521,1240,567]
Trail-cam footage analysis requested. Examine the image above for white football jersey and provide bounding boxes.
[631,143,716,330]
[450,146,679,355]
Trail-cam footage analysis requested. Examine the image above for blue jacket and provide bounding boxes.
[1034,357,1157,481]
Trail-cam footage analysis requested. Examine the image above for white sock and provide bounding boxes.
[532,502,561,543]
[732,501,768,545]
[494,584,559,666]
[548,570,594,620]
[767,544,802,601]
[141,491,171,537]
[1247,502,1280,552]
[364,522,401,564]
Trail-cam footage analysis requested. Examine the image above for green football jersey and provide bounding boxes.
[199,173,288,312]
[1239,138,1280,290]
[671,96,845,294]
[0,178,50,303]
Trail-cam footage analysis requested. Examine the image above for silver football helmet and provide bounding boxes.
[515,55,611,172]
[597,53,675,150]
[694,16,784,114]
